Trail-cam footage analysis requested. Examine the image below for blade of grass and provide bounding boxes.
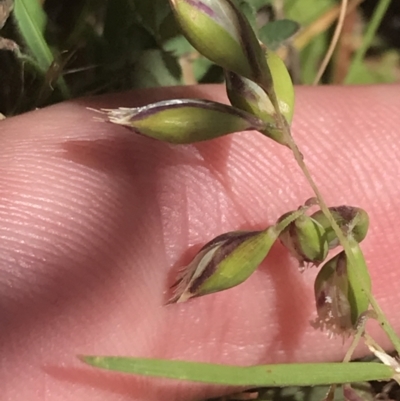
[344,0,391,83]
[13,0,69,98]
[80,356,394,387]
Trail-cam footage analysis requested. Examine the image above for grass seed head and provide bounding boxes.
[311,206,370,249]
[168,228,274,303]
[102,99,267,143]
[312,251,354,337]
[169,0,272,88]
[278,212,329,269]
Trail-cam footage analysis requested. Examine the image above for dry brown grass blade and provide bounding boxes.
[293,0,363,51]
[313,0,349,85]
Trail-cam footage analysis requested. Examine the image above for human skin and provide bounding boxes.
[1,85,400,401]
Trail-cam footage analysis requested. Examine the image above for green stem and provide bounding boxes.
[344,0,391,83]
[264,85,400,355]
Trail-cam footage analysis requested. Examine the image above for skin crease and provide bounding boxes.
[1,84,400,401]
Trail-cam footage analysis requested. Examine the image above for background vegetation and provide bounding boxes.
[0,0,399,116]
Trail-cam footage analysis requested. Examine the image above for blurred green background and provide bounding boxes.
[0,0,398,116]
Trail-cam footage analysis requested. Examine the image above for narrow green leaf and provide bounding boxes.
[344,0,391,84]
[13,0,69,97]
[13,0,51,71]
[259,19,300,50]
[80,356,393,387]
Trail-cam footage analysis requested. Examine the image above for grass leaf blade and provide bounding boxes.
[13,0,69,98]
[13,0,53,72]
[80,356,393,387]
